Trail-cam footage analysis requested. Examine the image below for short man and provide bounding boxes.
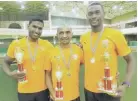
[3,18,53,101]
[46,27,83,101]
[80,2,134,101]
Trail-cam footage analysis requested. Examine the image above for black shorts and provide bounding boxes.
[85,89,120,101]
[50,96,80,101]
[18,89,50,101]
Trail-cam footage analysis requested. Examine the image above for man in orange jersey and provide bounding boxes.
[80,2,134,101]
[3,18,53,101]
[46,27,83,101]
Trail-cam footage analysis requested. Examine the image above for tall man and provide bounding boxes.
[3,18,53,101]
[46,27,83,101]
[80,2,134,101]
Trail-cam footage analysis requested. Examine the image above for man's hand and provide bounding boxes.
[115,85,127,98]
[50,91,56,101]
[75,43,83,49]
[116,72,120,79]
[8,70,26,81]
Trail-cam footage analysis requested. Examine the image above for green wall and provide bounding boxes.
[104,19,111,24]
[111,11,137,24]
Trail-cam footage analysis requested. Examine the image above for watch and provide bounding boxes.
[122,81,131,87]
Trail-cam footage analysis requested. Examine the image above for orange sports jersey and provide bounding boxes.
[46,44,83,101]
[80,27,131,93]
[7,37,53,93]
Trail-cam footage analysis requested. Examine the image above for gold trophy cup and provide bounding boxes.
[14,47,27,84]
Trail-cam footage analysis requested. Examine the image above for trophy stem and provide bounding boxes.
[17,64,27,83]
[104,66,112,90]
[55,80,64,100]
[18,64,24,72]
[103,79,107,90]
[104,66,110,77]
[57,81,62,88]
[107,79,112,90]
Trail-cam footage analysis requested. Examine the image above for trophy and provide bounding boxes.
[97,40,118,96]
[14,47,28,84]
[55,70,64,100]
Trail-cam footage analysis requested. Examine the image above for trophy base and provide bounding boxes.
[98,88,118,96]
[55,97,64,101]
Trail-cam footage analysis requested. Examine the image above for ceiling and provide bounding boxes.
[0,1,137,20]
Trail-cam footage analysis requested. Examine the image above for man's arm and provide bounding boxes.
[123,53,134,83]
[46,70,55,100]
[116,53,134,97]
[3,55,15,75]
[3,55,25,80]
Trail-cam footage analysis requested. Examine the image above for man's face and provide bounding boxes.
[87,5,104,27]
[28,21,44,40]
[57,27,72,45]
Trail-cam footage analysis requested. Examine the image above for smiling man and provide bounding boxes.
[80,2,134,101]
[3,18,53,101]
[46,27,83,101]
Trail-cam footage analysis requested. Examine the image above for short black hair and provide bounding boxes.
[88,1,104,12]
[29,18,44,25]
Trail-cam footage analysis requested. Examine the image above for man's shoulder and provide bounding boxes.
[105,27,122,36]
[39,39,53,47]
[104,27,124,44]
[48,46,58,56]
[10,37,26,46]
[81,31,90,37]
[80,31,91,42]
[72,44,82,51]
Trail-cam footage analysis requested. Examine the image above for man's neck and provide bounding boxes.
[28,36,38,42]
[91,24,103,33]
[59,43,71,48]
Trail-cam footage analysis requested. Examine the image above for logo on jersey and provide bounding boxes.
[72,54,78,60]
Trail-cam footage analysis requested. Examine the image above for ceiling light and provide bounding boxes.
[21,5,25,10]
[72,8,76,13]
[120,6,123,10]
[0,7,3,10]
[17,0,23,3]
[46,4,49,7]
[112,6,117,10]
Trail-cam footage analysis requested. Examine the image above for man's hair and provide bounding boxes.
[29,18,44,25]
[57,26,72,33]
[88,1,104,12]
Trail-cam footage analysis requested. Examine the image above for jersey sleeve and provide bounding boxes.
[7,40,16,58]
[114,31,131,56]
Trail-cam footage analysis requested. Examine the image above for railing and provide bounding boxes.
[0,27,137,37]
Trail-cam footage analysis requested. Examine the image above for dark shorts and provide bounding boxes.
[50,96,80,101]
[71,97,80,101]
[85,89,120,101]
[18,89,50,101]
